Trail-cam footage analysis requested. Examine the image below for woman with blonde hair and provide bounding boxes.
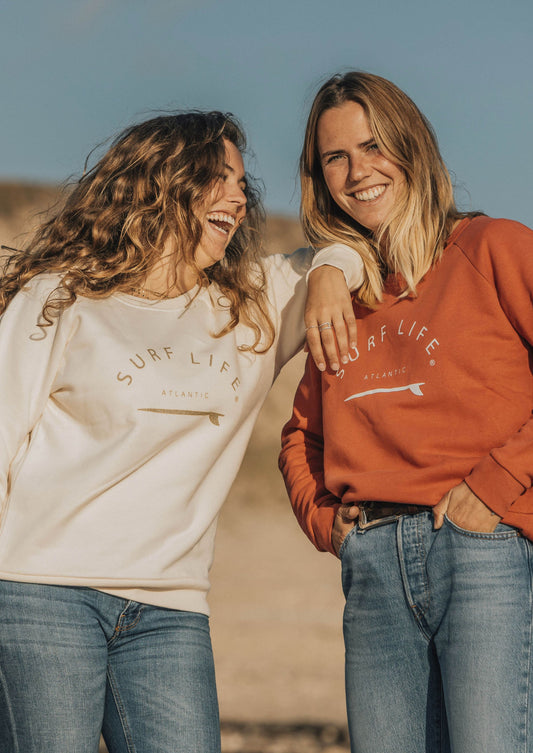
[280,71,533,753]
[0,110,362,753]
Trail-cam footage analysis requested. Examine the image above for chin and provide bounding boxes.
[196,244,229,270]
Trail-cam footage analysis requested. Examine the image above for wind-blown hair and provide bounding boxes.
[301,71,470,306]
[0,111,275,351]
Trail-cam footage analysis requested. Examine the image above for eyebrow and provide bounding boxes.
[223,163,247,186]
[320,137,377,160]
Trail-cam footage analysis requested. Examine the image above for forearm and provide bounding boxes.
[278,356,340,554]
[279,427,341,554]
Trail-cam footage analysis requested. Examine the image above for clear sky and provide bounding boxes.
[1,0,532,225]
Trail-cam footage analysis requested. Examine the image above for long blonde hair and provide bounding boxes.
[301,72,469,306]
[0,111,275,351]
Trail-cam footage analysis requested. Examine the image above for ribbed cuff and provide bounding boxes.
[310,502,341,555]
[308,244,364,291]
[465,455,526,517]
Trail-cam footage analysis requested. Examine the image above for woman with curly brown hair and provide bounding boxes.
[280,72,533,753]
[0,111,362,753]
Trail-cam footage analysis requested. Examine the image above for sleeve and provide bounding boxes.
[0,278,72,503]
[460,219,533,517]
[278,354,341,554]
[267,244,364,375]
[308,243,365,289]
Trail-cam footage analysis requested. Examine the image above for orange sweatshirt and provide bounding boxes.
[279,216,533,553]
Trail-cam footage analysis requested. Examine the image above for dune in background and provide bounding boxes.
[0,183,348,750]
[0,181,308,258]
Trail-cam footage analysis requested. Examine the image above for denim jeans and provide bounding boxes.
[340,511,533,753]
[0,582,220,753]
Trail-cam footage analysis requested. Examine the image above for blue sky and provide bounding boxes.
[1,0,532,225]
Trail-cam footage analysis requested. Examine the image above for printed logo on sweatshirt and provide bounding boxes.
[344,382,425,401]
[334,317,440,381]
[138,407,224,426]
[116,347,241,393]
[115,345,241,427]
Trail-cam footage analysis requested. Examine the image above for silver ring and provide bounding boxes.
[305,324,319,332]
[318,322,333,330]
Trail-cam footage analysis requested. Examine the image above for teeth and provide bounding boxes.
[206,212,236,226]
[354,185,386,201]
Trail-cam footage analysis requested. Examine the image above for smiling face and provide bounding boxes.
[317,101,405,233]
[195,139,248,270]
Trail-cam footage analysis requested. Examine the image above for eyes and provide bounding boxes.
[219,171,248,195]
[323,141,381,165]
[323,154,344,165]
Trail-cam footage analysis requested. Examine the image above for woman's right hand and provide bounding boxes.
[433,481,501,533]
[332,503,359,556]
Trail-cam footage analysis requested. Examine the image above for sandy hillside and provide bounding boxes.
[0,184,348,737]
[210,351,347,725]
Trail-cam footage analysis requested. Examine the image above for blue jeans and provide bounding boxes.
[340,511,533,753]
[0,582,220,753]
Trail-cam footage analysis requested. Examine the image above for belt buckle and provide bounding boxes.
[358,504,402,532]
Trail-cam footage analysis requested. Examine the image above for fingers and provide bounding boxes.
[332,505,358,556]
[344,309,358,351]
[332,308,358,363]
[339,503,359,521]
[330,316,349,362]
[432,492,450,530]
[305,317,356,372]
[305,325,327,372]
[317,321,341,372]
[440,482,501,533]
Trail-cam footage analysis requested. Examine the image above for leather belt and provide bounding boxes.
[358,501,429,531]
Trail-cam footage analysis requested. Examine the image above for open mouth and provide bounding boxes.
[353,185,386,202]
[207,212,236,235]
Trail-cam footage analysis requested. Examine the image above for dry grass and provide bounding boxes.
[0,181,60,218]
[0,181,62,252]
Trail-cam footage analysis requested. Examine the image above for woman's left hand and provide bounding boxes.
[433,481,502,533]
[306,265,358,372]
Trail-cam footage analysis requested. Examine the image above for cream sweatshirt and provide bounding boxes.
[0,247,363,613]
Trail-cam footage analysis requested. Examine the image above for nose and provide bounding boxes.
[347,153,371,184]
[226,180,247,208]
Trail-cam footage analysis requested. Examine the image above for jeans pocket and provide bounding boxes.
[443,513,519,540]
[339,525,357,559]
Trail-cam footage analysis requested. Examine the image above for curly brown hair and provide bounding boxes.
[0,111,275,352]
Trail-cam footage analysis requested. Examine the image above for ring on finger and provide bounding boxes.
[318,321,333,330]
[305,324,319,332]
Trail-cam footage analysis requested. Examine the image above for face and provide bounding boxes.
[195,139,247,270]
[317,101,405,233]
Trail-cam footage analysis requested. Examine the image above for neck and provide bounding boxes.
[131,256,199,300]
